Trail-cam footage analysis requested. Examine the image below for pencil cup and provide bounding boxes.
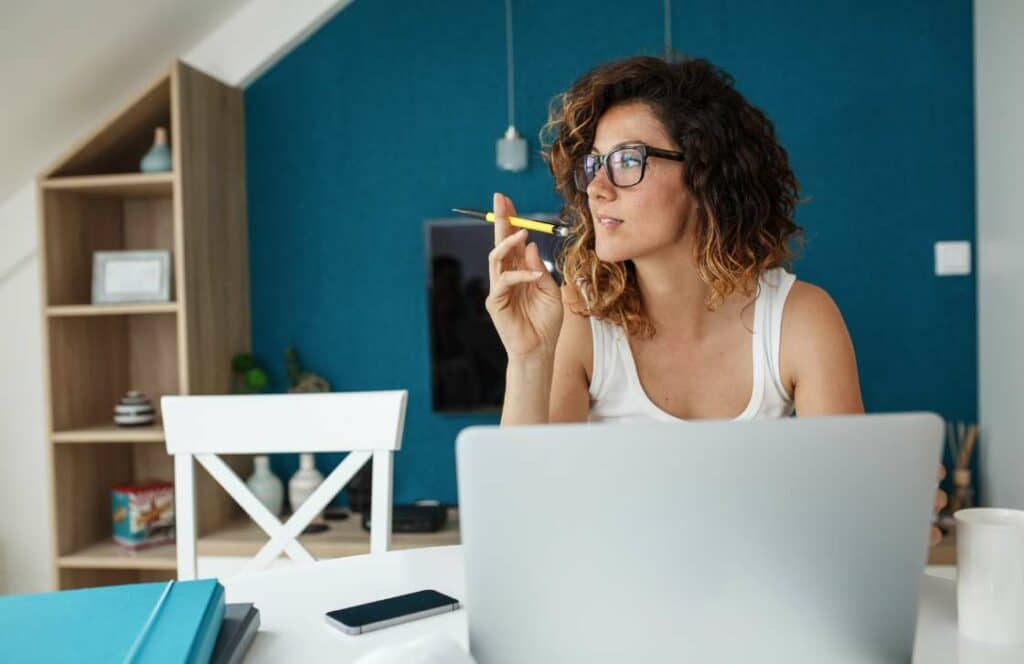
[955,508,1024,644]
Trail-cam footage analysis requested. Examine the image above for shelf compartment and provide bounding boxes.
[48,73,171,179]
[52,443,174,570]
[47,313,179,432]
[42,172,174,197]
[51,444,250,578]
[41,188,175,307]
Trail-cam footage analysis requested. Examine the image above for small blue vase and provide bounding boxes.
[140,127,172,173]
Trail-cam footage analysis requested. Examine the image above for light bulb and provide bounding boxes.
[496,125,527,172]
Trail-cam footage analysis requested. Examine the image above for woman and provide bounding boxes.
[485,55,945,542]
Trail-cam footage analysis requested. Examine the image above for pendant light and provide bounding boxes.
[496,0,527,172]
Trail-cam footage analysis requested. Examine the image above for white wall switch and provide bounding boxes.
[935,241,972,276]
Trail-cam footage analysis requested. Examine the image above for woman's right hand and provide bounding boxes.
[485,192,564,360]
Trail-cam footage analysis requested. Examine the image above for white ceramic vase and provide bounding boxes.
[289,453,324,515]
[246,455,283,516]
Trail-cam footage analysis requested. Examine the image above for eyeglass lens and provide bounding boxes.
[575,147,644,191]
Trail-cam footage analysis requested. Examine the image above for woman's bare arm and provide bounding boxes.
[500,285,591,425]
[780,281,865,416]
[548,287,592,423]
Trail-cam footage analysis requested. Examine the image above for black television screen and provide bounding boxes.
[426,217,564,413]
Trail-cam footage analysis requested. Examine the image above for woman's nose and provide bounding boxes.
[586,164,616,200]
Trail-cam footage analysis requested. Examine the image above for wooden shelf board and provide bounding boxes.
[58,540,177,570]
[52,423,165,444]
[47,303,179,317]
[42,172,174,196]
[928,529,957,566]
[197,509,461,559]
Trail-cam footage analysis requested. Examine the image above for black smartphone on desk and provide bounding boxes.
[324,589,461,635]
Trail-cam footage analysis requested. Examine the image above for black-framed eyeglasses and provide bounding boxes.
[573,144,685,192]
[573,144,684,193]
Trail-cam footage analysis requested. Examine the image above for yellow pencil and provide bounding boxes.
[452,208,570,237]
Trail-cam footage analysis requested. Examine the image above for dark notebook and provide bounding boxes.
[211,603,260,664]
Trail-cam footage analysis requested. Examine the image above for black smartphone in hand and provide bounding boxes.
[324,589,461,635]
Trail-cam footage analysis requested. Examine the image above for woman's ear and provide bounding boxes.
[693,198,713,232]
[679,197,705,240]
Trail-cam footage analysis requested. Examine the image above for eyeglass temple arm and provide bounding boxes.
[644,146,685,162]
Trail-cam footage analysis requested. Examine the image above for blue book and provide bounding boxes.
[0,578,225,663]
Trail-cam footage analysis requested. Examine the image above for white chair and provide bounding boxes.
[162,390,407,580]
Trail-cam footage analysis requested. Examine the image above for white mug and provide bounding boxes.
[955,508,1024,644]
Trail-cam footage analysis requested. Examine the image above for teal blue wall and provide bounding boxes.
[244,0,976,504]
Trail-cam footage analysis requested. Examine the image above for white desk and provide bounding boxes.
[223,545,1024,663]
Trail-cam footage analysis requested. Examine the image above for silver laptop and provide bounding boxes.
[455,413,942,663]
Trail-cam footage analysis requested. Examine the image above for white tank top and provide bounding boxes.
[588,268,796,423]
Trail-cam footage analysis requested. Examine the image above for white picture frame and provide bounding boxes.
[92,250,172,304]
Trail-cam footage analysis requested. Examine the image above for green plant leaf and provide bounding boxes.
[233,353,256,373]
[245,367,268,391]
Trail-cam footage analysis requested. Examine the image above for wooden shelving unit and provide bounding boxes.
[37,60,252,590]
[36,60,453,590]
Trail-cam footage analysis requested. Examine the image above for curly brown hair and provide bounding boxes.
[541,55,803,338]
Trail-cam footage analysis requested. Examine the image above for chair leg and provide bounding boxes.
[370,450,393,554]
[175,455,198,580]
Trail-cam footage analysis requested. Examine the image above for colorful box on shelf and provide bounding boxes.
[112,481,175,549]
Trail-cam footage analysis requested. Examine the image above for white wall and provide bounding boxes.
[0,0,249,204]
[0,0,352,594]
[182,0,352,88]
[976,1,1024,510]
[0,186,48,594]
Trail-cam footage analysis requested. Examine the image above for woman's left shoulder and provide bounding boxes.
[757,269,841,322]
[778,276,851,358]
[786,278,839,312]
[778,277,863,413]
[782,278,847,334]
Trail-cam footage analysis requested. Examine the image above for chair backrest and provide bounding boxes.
[162,390,407,580]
